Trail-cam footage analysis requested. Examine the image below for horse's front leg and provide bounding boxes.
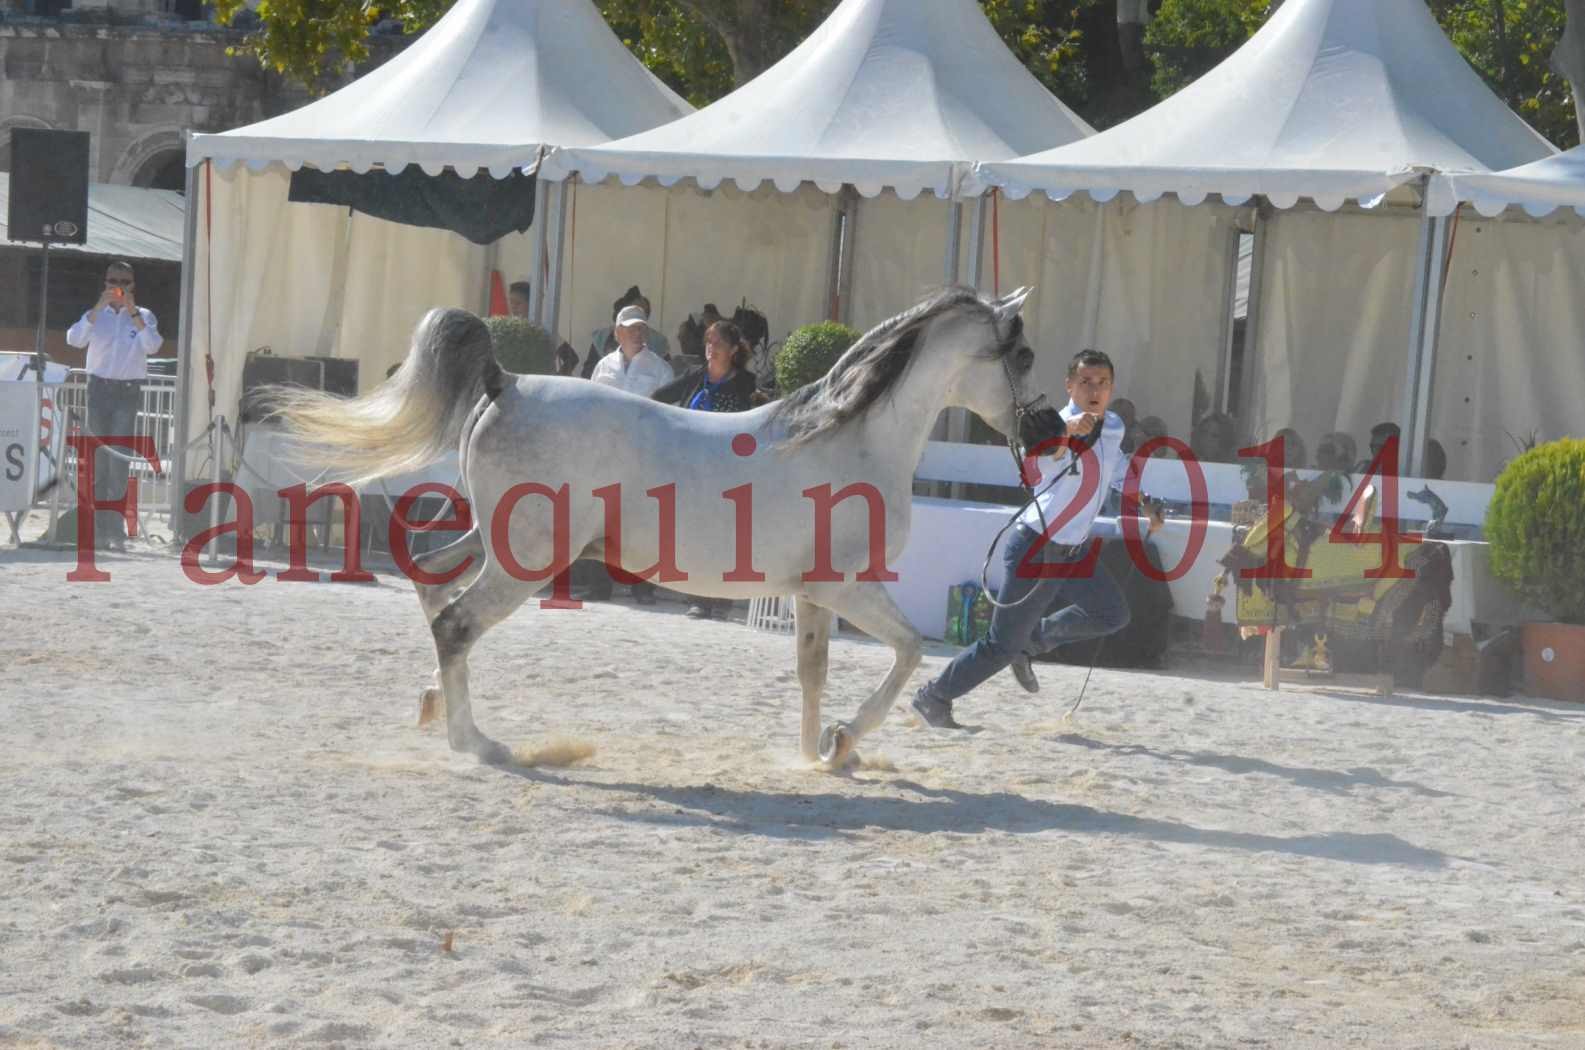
[803,582,922,768]
[793,598,834,763]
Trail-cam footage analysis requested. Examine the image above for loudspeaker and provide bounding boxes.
[304,356,360,398]
[7,129,90,245]
[240,352,325,424]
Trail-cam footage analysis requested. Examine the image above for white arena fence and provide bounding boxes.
[34,367,181,537]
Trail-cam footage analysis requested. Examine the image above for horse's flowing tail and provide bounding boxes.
[267,308,504,487]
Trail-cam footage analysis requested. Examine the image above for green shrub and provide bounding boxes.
[1485,437,1585,625]
[484,316,556,375]
[775,321,861,393]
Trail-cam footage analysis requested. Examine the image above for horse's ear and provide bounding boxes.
[992,286,1033,325]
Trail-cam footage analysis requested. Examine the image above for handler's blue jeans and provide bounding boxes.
[923,525,1130,704]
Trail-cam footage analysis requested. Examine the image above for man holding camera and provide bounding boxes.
[65,261,163,547]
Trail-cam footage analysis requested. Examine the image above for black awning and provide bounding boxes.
[287,166,535,245]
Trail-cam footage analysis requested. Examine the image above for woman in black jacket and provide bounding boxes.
[653,320,759,619]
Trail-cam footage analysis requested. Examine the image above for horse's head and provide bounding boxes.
[938,286,1044,442]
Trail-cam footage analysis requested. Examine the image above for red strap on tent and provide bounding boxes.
[488,270,509,316]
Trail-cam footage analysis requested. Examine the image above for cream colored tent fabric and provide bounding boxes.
[1430,216,1585,481]
[554,179,838,363]
[989,195,1241,440]
[1243,208,1422,461]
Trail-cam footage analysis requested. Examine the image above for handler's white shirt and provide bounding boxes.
[590,346,674,398]
[65,305,163,380]
[1016,401,1130,544]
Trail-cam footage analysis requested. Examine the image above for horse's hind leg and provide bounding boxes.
[804,582,922,766]
[430,558,545,764]
[411,528,486,726]
[794,598,834,763]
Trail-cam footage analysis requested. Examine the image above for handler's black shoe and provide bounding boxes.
[911,688,966,730]
[1010,652,1040,694]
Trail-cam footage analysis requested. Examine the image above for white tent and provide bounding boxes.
[175,0,693,486]
[972,0,1551,209]
[541,0,1095,362]
[1428,146,1585,218]
[545,0,1092,200]
[971,0,1554,480]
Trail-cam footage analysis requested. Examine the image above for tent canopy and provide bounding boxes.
[1428,145,1585,217]
[0,173,183,261]
[544,0,1093,199]
[973,0,1555,209]
[186,0,692,177]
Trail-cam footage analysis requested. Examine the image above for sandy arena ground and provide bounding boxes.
[3,534,1585,1050]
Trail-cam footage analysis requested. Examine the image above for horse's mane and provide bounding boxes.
[773,287,1014,447]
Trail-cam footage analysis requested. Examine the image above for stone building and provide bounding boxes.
[0,3,400,360]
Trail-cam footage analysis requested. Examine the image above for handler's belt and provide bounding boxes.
[1015,525,1092,560]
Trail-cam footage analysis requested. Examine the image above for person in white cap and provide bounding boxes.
[590,304,674,397]
[581,302,675,605]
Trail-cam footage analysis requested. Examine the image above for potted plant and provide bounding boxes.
[774,321,860,394]
[483,316,557,375]
[1484,438,1585,701]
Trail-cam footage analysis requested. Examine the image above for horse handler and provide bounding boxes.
[912,348,1164,731]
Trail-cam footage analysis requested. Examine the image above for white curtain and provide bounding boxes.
[1431,212,1585,482]
[1247,207,1420,462]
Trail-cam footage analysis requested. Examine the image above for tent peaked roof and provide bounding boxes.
[1428,145,1585,217]
[544,0,1093,199]
[974,0,1555,209]
[188,0,692,178]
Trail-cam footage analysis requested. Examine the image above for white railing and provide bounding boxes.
[36,366,180,537]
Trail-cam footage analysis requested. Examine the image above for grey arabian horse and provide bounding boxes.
[272,287,1046,769]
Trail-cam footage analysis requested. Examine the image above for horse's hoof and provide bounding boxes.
[417,688,444,727]
[817,724,855,768]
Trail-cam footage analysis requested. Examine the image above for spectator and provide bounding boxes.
[1315,431,1357,473]
[1190,410,1238,464]
[1422,438,1448,480]
[581,305,676,605]
[1111,397,1139,453]
[1273,427,1307,470]
[1359,421,1401,472]
[507,280,532,319]
[581,286,670,378]
[1136,415,1168,455]
[65,261,163,549]
[553,342,580,377]
[652,319,759,620]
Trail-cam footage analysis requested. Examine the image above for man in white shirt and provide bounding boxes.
[590,304,674,396]
[65,261,164,546]
[582,303,674,604]
[913,349,1162,730]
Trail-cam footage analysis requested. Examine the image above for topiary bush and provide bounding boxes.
[775,321,861,394]
[484,316,557,375]
[1485,437,1585,625]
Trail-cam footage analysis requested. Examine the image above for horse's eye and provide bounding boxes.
[1015,347,1034,372]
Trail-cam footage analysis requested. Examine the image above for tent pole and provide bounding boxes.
[1401,204,1450,480]
[1237,204,1269,436]
[530,176,550,324]
[944,197,963,285]
[1212,225,1242,416]
[966,194,988,291]
[171,142,201,530]
[836,187,857,327]
[544,178,570,339]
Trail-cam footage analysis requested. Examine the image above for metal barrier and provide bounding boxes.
[35,366,181,538]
